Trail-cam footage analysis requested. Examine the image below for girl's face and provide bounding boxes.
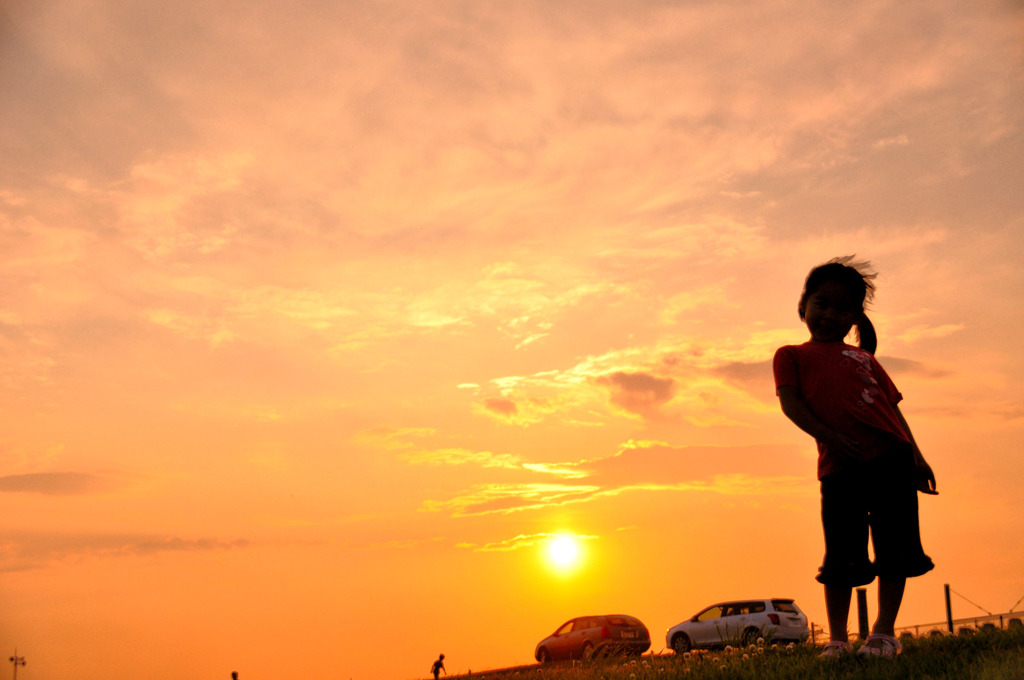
[803,280,862,343]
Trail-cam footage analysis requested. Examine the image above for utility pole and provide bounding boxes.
[945,583,954,633]
[856,588,869,640]
[8,649,25,680]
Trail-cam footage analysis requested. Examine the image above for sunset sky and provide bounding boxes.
[2,1,1023,678]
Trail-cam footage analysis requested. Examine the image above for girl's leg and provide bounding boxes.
[872,576,906,637]
[824,583,853,642]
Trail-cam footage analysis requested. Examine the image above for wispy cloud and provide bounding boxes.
[474,338,784,428]
[595,371,676,420]
[0,533,250,573]
[399,448,523,470]
[0,472,114,496]
[355,427,437,451]
[482,397,517,417]
[897,323,966,344]
[421,483,603,517]
[420,441,812,517]
[458,531,598,553]
[473,395,561,426]
[882,356,954,379]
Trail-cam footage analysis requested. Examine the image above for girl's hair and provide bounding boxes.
[798,256,878,353]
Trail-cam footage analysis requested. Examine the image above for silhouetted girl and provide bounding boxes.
[773,256,936,658]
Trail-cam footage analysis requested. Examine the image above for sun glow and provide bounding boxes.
[548,536,579,566]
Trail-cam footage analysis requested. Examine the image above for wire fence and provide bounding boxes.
[895,611,1024,638]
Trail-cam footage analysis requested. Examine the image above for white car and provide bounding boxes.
[666,598,810,653]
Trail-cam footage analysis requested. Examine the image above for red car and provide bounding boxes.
[535,614,651,662]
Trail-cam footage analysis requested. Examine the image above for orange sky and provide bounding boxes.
[2,1,1023,679]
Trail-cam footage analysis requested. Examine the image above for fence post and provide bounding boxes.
[945,584,954,633]
[856,588,869,640]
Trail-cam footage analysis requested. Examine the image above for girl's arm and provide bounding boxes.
[894,405,938,494]
[776,385,862,462]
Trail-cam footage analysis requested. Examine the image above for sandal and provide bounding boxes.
[856,633,901,657]
[818,640,852,658]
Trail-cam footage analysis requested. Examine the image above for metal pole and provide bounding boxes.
[856,588,869,640]
[945,583,954,633]
[8,649,26,680]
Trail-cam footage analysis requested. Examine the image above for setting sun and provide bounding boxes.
[549,536,579,566]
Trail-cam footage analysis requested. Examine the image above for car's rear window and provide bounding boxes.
[772,600,798,613]
[605,616,642,627]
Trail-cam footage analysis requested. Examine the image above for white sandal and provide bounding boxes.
[856,633,901,657]
[819,640,852,658]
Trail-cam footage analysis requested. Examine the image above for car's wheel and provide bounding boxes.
[742,628,759,646]
[581,641,595,660]
[537,648,551,664]
[671,633,692,654]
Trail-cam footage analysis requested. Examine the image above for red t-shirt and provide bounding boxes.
[773,341,909,478]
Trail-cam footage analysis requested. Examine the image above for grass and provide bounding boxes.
[460,627,1024,680]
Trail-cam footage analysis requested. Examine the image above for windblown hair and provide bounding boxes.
[798,255,878,354]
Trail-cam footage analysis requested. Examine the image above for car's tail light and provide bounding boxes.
[601,626,611,638]
[768,614,780,625]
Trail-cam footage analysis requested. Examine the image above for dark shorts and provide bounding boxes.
[816,447,934,587]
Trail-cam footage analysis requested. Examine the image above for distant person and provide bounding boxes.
[773,256,936,658]
[431,653,446,679]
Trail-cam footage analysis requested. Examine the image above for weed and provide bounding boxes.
[461,627,1024,680]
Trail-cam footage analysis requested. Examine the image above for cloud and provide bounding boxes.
[358,427,538,470]
[521,462,591,479]
[874,134,910,149]
[596,371,677,419]
[0,533,250,573]
[421,483,603,517]
[659,284,731,323]
[473,395,562,426]
[896,323,965,344]
[363,424,648,477]
[881,357,953,379]
[115,151,257,259]
[356,536,447,551]
[476,337,787,428]
[420,440,813,517]
[482,397,517,417]
[399,448,523,470]
[146,308,236,347]
[711,360,773,391]
[355,427,437,451]
[0,472,113,495]
[458,531,598,553]
[998,404,1024,421]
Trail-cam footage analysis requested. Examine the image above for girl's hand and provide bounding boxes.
[915,460,938,495]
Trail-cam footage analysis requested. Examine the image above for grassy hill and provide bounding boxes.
[453,627,1024,680]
